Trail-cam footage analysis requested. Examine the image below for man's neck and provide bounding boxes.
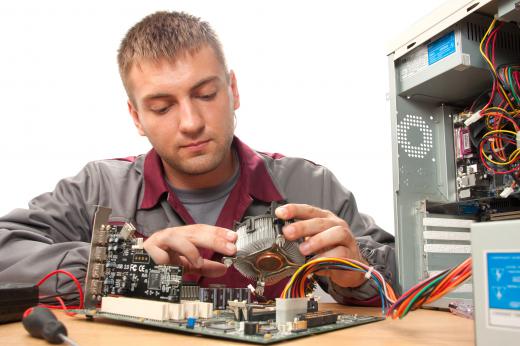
[163,149,236,190]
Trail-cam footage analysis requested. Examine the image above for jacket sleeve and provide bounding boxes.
[315,167,398,305]
[0,163,101,300]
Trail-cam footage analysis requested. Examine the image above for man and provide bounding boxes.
[0,11,395,304]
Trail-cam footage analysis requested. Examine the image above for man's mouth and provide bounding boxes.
[181,139,211,151]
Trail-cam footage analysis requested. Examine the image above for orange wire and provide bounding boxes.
[428,258,471,302]
[294,261,397,303]
[427,273,471,304]
[391,259,472,318]
[386,283,397,301]
[295,263,319,297]
[429,258,471,297]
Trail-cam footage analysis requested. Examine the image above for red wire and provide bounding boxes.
[514,71,520,91]
[482,24,504,111]
[481,136,518,161]
[23,307,34,319]
[485,23,502,66]
[483,81,497,111]
[53,296,77,316]
[483,111,520,131]
[430,260,470,296]
[483,29,498,110]
[36,270,84,310]
[490,25,501,66]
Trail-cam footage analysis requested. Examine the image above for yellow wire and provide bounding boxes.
[479,18,516,110]
[480,130,520,165]
[482,129,518,138]
[509,149,520,162]
[482,107,517,115]
[481,109,519,159]
[483,150,520,166]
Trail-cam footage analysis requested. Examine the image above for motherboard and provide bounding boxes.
[78,207,383,344]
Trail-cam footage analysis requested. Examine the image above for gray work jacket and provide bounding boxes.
[0,137,396,305]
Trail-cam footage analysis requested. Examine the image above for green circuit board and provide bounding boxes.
[75,309,383,344]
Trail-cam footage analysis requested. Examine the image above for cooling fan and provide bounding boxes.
[222,203,305,295]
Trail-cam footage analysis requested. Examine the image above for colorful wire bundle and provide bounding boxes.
[386,258,472,319]
[497,65,520,106]
[280,257,472,320]
[280,257,397,315]
[478,18,517,110]
[473,18,520,185]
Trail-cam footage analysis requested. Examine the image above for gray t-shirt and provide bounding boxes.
[169,165,240,225]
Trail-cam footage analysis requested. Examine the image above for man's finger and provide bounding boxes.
[275,203,331,220]
[193,259,228,277]
[166,250,186,266]
[145,232,203,267]
[169,256,228,277]
[176,225,237,256]
[298,225,354,256]
[282,217,340,240]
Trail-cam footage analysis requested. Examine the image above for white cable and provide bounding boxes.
[364,266,374,280]
[464,110,481,126]
[347,258,395,303]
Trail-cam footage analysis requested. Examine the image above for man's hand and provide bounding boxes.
[143,225,237,277]
[275,204,366,288]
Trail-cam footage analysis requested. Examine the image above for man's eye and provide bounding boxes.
[198,92,217,101]
[151,106,171,115]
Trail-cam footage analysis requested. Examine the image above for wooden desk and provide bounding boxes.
[0,304,474,346]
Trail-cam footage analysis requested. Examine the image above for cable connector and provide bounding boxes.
[131,238,144,250]
[516,131,520,149]
[500,187,514,198]
[464,110,481,127]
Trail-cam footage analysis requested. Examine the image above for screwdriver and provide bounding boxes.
[22,307,79,346]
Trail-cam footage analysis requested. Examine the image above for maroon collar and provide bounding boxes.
[140,136,284,210]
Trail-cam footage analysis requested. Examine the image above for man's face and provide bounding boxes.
[126,46,239,177]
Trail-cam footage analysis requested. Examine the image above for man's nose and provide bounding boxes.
[178,100,204,135]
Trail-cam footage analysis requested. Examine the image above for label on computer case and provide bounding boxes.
[398,45,428,81]
[428,31,456,65]
[398,30,456,81]
[487,252,520,328]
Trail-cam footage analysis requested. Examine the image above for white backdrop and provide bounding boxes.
[0,0,447,234]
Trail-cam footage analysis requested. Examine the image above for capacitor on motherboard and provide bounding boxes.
[244,321,258,335]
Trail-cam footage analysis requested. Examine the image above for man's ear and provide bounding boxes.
[229,70,240,111]
[128,100,146,136]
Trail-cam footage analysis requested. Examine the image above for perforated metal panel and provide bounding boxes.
[389,97,458,298]
[396,114,434,159]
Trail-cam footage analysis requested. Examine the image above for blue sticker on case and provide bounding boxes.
[428,31,456,65]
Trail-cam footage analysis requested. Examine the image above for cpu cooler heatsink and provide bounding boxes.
[222,204,304,295]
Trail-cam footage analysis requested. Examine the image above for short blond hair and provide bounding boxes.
[117,11,227,90]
